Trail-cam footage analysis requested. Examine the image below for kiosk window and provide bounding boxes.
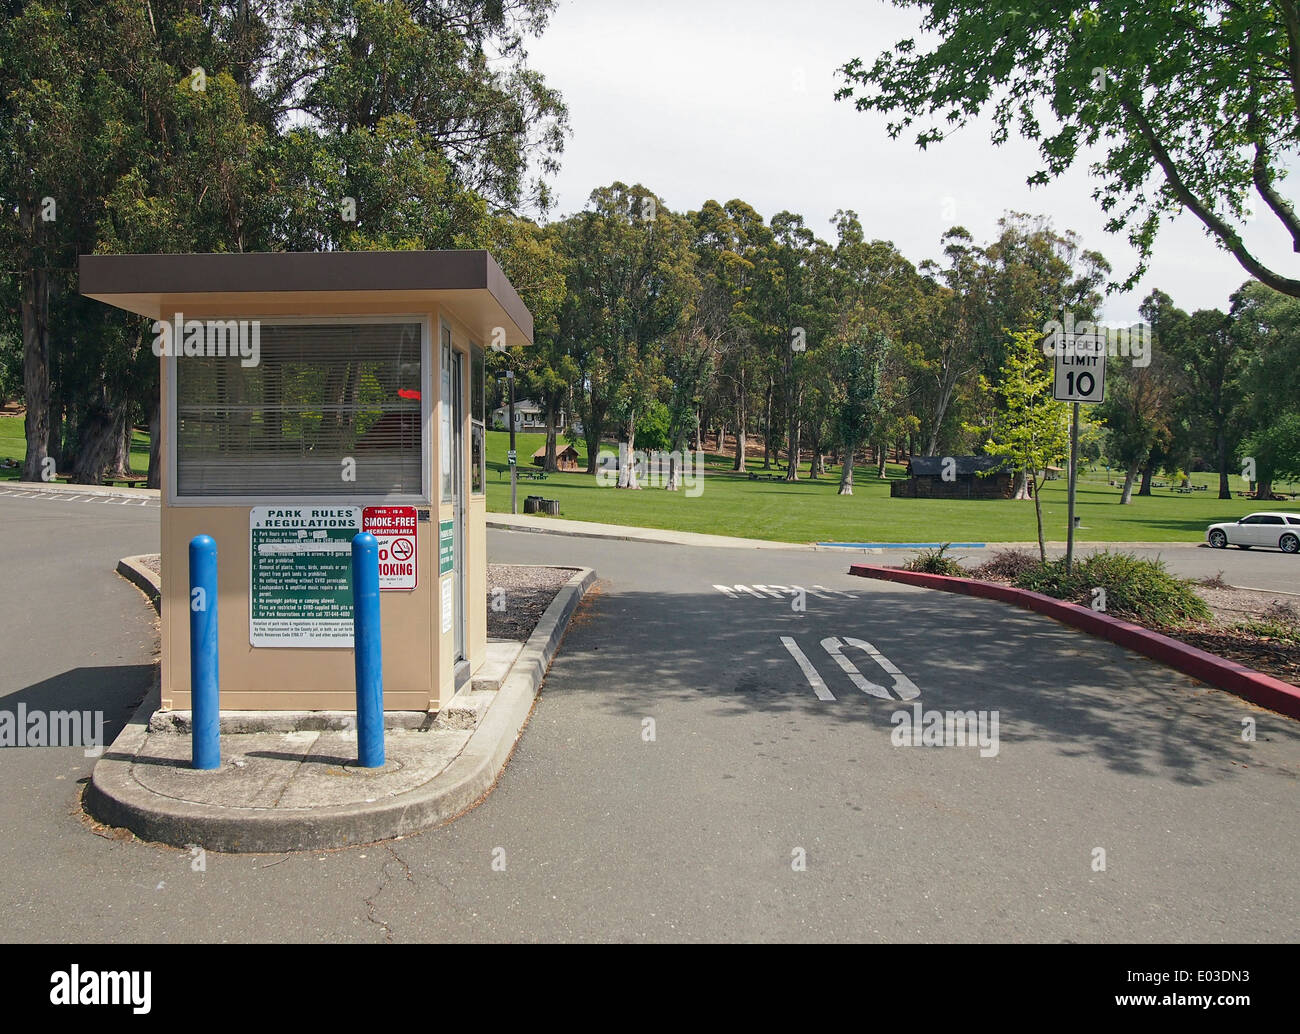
[471,422,485,495]
[472,347,485,423]
[174,321,425,498]
[440,325,453,502]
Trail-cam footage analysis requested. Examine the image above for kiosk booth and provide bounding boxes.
[80,251,532,714]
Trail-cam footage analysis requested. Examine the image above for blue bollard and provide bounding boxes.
[188,534,220,770]
[351,532,384,767]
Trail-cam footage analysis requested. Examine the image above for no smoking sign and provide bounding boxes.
[362,506,418,590]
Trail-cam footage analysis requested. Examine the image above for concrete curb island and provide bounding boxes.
[848,564,1300,720]
[116,555,161,614]
[86,565,597,852]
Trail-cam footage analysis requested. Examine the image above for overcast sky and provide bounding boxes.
[525,0,1293,325]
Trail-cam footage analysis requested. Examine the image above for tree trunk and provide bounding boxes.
[543,403,558,472]
[1216,429,1231,500]
[582,397,606,474]
[762,378,773,469]
[733,379,747,471]
[838,438,856,495]
[1138,464,1154,496]
[71,397,127,485]
[877,442,887,479]
[20,199,51,482]
[1255,476,1273,501]
[617,411,639,488]
[925,367,960,456]
[1012,469,1030,500]
[1032,474,1047,562]
[147,397,162,489]
[784,412,799,481]
[1119,461,1141,504]
[111,417,131,475]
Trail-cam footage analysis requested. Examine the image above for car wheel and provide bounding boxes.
[1208,530,1227,548]
[1281,533,1300,554]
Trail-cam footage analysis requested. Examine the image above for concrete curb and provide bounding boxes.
[488,514,814,551]
[848,564,1300,720]
[487,514,1210,553]
[116,555,161,614]
[84,566,597,852]
[5,479,159,501]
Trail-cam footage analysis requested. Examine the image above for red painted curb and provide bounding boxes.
[847,564,1300,720]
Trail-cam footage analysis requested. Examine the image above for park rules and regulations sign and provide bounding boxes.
[250,506,361,647]
[1053,334,1106,403]
[363,505,418,590]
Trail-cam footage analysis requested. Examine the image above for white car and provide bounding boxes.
[1206,511,1300,553]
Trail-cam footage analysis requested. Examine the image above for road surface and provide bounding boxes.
[0,490,1295,942]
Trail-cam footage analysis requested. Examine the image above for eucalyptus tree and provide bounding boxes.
[559,183,696,488]
[1232,280,1300,498]
[690,199,773,471]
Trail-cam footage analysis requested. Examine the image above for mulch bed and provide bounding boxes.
[960,557,1300,687]
[487,563,577,641]
[1157,626,1300,686]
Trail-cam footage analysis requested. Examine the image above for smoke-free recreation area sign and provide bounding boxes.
[250,506,361,647]
[363,505,418,590]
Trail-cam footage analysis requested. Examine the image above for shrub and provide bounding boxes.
[1235,619,1300,643]
[1261,598,1300,626]
[972,548,1041,582]
[902,543,969,577]
[1012,551,1212,627]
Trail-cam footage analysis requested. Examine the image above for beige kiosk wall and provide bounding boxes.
[159,304,447,713]
[161,506,436,711]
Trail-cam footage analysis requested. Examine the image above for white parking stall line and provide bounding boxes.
[780,636,835,701]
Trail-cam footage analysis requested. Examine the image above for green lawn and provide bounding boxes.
[3,413,1295,543]
[486,431,1300,544]
[0,413,150,481]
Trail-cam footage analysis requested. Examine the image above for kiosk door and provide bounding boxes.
[451,348,466,663]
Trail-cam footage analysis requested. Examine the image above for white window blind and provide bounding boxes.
[175,321,424,498]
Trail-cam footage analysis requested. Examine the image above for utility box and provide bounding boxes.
[80,251,531,713]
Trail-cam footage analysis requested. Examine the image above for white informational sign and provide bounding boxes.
[362,505,418,590]
[249,506,361,647]
[1053,334,1106,403]
[441,576,453,634]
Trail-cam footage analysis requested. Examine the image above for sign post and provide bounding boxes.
[507,369,518,515]
[1053,334,1106,575]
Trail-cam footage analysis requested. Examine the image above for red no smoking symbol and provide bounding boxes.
[390,537,414,562]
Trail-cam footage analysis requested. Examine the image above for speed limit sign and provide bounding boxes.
[1053,334,1106,403]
